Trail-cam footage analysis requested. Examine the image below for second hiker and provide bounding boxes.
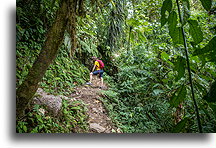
[86,56,104,88]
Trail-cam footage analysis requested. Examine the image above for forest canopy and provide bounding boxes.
[16,0,216,133]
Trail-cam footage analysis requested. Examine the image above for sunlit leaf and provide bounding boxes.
[161,51,169,61]
[23,125,27,132]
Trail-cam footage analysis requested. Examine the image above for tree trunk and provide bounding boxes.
[16,0,68,119]
[68,0,78,57]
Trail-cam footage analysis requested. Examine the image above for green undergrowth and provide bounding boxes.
[98,49,175,133]
[101,69,216,133]
[16,99,89,133]
[100,43,216,133]
[40,50,90,96]
[17,45,90,96]
[100,83,175,133]
[16,44,90,133]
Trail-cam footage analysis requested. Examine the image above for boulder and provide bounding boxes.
[32,88,62,116]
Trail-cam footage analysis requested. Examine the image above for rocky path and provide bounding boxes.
[33,76,117,133]
[69,76,117,133]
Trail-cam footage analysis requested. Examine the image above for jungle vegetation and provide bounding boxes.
[16,0,216,133]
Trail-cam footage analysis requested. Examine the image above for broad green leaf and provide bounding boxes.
[169,85,187,107]
[161,51,169,61]
[194,80,207,96]
[170,27,184,45]
[168,11,177,35]
[168,11,180,44]
[127,18,140,26]
[193,36,216,63]
[161,0,172,14]
[201,36,216,63]
[193,49,203,56]
[203,81,216,103]
[23,125,27,132]
[161,17,167,27]
[200,0,212,11]
[174,56,186,81]
[188,20,203,45]
[161,0,172,27]
[172,117,188,133]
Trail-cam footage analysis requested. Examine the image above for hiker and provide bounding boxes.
[86,56,104,88]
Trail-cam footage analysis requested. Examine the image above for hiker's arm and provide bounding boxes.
[92,65,96,72]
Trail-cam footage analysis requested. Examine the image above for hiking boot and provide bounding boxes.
[86,82,92,85]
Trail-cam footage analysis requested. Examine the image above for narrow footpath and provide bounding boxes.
[70,76,117,133]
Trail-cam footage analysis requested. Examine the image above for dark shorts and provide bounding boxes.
[92,70,104,78]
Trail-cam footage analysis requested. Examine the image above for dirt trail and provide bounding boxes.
[70,76,117,133]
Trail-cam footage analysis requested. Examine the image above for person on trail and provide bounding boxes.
[86,56,104,88]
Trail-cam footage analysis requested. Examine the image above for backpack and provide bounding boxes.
[96,60,104,69]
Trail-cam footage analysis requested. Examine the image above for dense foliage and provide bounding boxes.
[102,0,216,133]
[17,99,88,133]
[16,0,216,133]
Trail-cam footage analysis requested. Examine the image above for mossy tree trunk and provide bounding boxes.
[69,0,78,57]
[16,0,69,119]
